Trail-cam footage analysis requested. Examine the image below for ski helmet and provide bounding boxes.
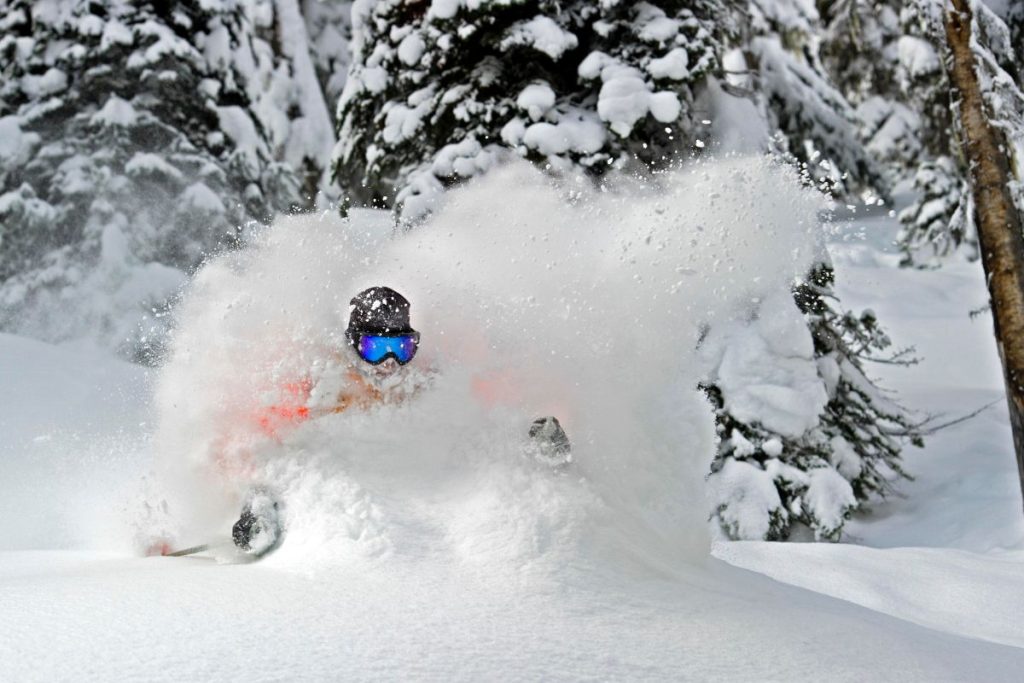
[347,286,416,337]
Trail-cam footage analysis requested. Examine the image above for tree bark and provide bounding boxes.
[944,0,1024,513]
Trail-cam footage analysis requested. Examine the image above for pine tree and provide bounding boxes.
[693,1,924,539]
[740,0,883,196]
[898,1,1023,266]
[705,264,919,540]
[824,0,969,267]
[334,0,725,219]
[0,1,339,360]
[819,0,953,179]
[261,0,339,206]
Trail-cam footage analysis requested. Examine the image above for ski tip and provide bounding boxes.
[141,540,174,557]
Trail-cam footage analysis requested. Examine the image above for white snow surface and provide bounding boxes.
[717,542,1024,650]
[3,166,1024,680]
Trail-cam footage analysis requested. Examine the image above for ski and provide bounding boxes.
[158,539,264,563]
[163,543,211,557]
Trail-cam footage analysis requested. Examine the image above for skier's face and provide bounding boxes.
[369,356,401,379]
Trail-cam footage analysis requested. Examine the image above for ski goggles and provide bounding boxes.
[351,332,420,365]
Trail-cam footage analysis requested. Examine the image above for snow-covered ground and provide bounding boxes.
[3,545,1023,681]
[3,189,1024,680]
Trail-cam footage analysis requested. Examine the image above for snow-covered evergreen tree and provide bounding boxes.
[962,0,1024,209]
[699,1,925,540]
[259,0,340,206]
[0,0,338,360]
[820,0,951,178]
[738,0,883,196]
[823,0,971,267]
[334,0,725,219]
[704,264,919,540]
[904,0,1023,265]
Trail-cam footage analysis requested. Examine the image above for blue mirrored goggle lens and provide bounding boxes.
[356,334,418,364]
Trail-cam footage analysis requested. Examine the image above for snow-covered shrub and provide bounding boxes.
[709,2,926,539]
[334,0,725,220]
[0,0,338,360]
[704,265,919,541]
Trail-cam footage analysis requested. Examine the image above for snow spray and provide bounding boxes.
[151,157,825,571]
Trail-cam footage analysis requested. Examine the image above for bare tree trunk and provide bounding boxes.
[944,0,1024,513]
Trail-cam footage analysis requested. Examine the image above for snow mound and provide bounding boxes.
[153,158,824,572]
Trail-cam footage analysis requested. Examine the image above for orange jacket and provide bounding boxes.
[255,367,384,439]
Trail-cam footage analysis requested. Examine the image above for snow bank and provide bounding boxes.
[152,158,824,571]
[717,541,1024,649]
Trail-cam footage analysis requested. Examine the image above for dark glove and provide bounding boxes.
[232,488,282,556]
[526,416,572,467]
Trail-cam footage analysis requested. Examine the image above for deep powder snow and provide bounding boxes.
[149,158,824,571]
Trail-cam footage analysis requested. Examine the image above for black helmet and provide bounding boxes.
[347,286,416,336]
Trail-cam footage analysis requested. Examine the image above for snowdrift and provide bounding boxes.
[152,158,824,571]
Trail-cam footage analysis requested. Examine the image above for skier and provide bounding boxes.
[230,286,572,556]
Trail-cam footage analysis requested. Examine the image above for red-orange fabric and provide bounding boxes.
[256,378,314,438]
